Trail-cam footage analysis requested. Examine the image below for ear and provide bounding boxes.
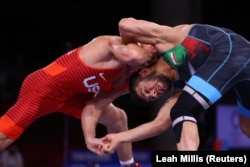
[139,68,151,76]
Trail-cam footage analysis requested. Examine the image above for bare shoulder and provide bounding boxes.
[91,35,122,44]
[78,35,119,67]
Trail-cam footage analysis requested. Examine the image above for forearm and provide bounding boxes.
[81,90,127,140]
[170,91,203,150]
[102,92,179,154]
[177,121,200,150]
[120,90,180,143]
[117,119,170,143]
[118,17,165,45]
[81,102,101,141]
[115,93,179,143]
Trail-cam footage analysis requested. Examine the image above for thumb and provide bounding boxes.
[101,136,107,142]
[102,144,114,154]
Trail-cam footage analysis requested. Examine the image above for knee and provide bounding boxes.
[107,108,128,132]
[112,108,128,128]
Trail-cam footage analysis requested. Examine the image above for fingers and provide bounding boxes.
[86,137,115,156]
[96,138,114,155]
[95,139,114,155]
[102,140,115,154]
[86,138,106,156]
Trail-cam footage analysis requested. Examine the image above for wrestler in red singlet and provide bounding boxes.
[0,46,129,140]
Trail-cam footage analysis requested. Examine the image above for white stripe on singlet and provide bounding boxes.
[172,116,197,127]
[183,85,210,110]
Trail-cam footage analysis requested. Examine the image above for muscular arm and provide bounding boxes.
[170,90,204,150]
[81,101,103,154]
[177,121,199,150]
[119,17,168,44]
[82,35,152,68]
[81,89,128,155]
[102,90,181,153]
[110,40,157,67]
[118,17,177,51]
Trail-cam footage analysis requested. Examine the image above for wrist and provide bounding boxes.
[85,136,95,142]
[118,132,128,143]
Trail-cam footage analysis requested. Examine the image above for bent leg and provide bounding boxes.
[99,103,133,162]
[0,115,24,151]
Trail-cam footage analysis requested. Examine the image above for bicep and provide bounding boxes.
[111,43,146,66]
[111,44,132,63]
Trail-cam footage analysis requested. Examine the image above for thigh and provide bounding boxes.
[59,94,95,119]
[98,103,127,127]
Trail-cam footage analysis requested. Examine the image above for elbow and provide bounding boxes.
[157,124,169,134]
[118,18,129,31]
[118,18,126,25]
[119,17,132,26]
[119,17,135,32]
[118,18,137,44]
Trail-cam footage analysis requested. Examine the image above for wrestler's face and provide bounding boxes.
[135,79,167,102]
[133,69,170,102]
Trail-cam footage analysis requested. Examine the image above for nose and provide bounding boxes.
[145,89,157,101]
[150,89,157,97]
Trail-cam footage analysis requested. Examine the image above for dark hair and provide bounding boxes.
[129,72,150,106]
[129,71,173,106]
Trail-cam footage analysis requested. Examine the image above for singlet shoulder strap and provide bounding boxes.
[159,44,187,69]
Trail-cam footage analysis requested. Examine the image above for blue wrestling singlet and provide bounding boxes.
[179,24,250,116]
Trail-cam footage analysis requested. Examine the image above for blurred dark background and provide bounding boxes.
[1,0,250,167]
